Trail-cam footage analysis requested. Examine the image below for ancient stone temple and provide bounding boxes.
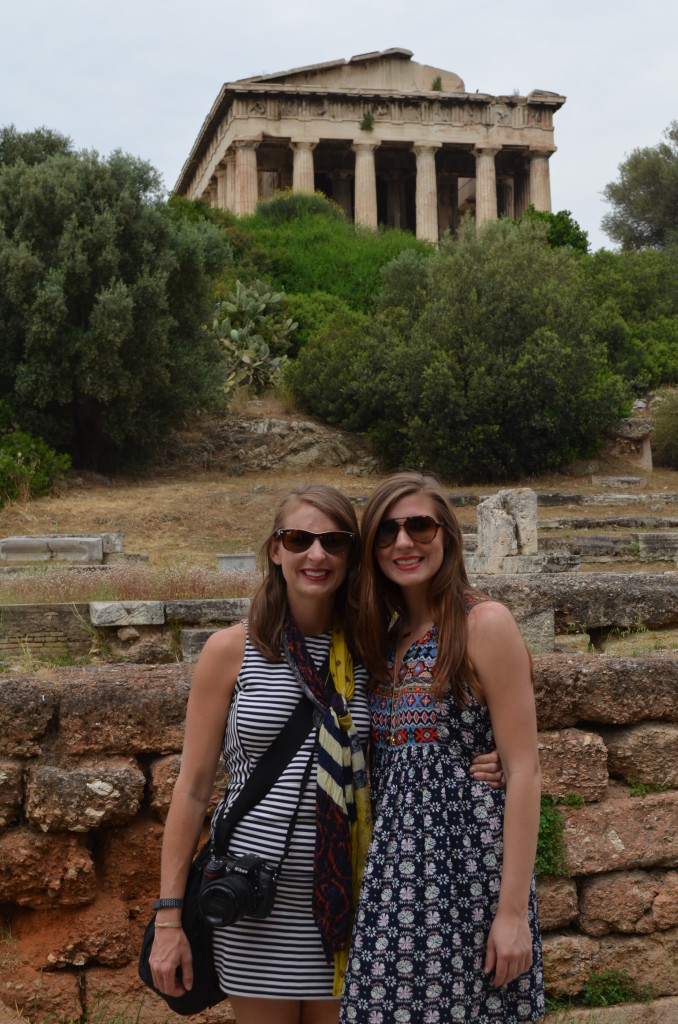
[174,48,565,242]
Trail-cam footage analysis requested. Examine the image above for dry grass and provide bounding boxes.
[1,397,677,581]
[0,564,258,605]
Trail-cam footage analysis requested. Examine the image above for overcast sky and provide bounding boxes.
[2,0,676,251]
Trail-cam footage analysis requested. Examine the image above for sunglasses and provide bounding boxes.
[275,529,355,554]
[375,515,444,548]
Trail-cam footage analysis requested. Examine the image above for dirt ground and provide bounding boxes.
[1,398,677,569]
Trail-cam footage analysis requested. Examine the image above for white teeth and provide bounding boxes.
[395,558,420,566]
[304,570,328,578]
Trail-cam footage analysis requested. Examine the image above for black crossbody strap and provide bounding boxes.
[212,654,327,856]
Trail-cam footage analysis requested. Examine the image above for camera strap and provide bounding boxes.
[212,654,328,859]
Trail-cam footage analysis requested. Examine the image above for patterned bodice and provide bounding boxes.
[369,591,495,760]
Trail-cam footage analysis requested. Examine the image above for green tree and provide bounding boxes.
[602,122,678,250]
[0,124,73,167]
[289,218,629,482]
[519,206,589,253]
[585,248,678,390]
[0,142,232,468]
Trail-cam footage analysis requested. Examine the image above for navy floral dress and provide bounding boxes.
[339,595,544,1024]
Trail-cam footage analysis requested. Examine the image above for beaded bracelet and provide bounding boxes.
[153,897,184,910]
[155,921,183,929]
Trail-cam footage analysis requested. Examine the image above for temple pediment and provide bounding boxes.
[237,48,465,94]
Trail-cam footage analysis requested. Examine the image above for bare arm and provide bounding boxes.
[467,602,541,989]
[149,623,246,997]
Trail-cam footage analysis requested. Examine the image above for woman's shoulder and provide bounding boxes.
[199,621,247,663]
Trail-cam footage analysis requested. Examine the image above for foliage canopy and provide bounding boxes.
[288,218,629,482]
[0,141,232,469]
[602,121,678,250]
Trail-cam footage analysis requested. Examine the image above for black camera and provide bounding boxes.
[198,853,278,927]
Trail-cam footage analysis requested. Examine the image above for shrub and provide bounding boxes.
[256,189,344,224]
[289,218,629,482]
[582,968,655,1007]
[0,430,70,506]
[233,206,432,312]
[285,291,358,354]
[535,797,568,877]
[650,389,678,467]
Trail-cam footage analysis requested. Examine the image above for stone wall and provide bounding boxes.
[1,588,678,1022]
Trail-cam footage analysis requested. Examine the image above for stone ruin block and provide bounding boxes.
[0,830,95,908]
[578,870,678,937]
[476,488,538,558]
[536,876,578,931]
[538,728,608,802]
[89,600,165,626]
[0,536,103,564]
[25,758,146,832]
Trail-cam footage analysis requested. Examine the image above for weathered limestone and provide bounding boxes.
[175,49,564,238]
[89,600,165,626]
[578,870,678,936]
[533,654,678,730]
[536,876,578,931]
[465,488,575,577]
[0,761,23,827]
[601,723,678,787]
[0,535,103,564]
[0,677,58,756]
[148,755,229,821]
[543,997,678,1024]
[0,830,95,907]
[12,894,134,969]
[217,552,257,573]
[25,759,146,832]
[538,728,608,802]
[562,792,678,876]
[56,664,193,755]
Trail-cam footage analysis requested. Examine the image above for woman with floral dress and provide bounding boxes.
[340,471,544,1024]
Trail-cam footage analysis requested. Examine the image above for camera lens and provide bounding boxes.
[202,874,254,927]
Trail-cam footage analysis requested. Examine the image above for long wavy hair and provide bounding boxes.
[248,483,361,661]
[351,470,475,703]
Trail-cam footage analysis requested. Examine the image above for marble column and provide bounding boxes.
[352,141,380,228]
[528,149,553,212]
[412,144,441,242]
[498,175,515,219]
[215,166,229,211]
[233,139,260,217]
[208,179,218,209]
[437,171,459,237]
[331,171,353,219]
[514,164,530,218]
[290,140,317,193]
[472,147,499,227]
[225,152,236,212]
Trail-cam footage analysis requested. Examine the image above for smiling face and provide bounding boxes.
[269,499,350,627]
[374,493,446,603]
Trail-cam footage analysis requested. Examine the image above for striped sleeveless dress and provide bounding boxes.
[210,628,370,999]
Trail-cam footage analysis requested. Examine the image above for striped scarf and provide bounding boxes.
[282,614,372,995]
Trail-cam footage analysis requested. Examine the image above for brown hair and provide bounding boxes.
[248,483,361,660]
[352,470,474,703]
